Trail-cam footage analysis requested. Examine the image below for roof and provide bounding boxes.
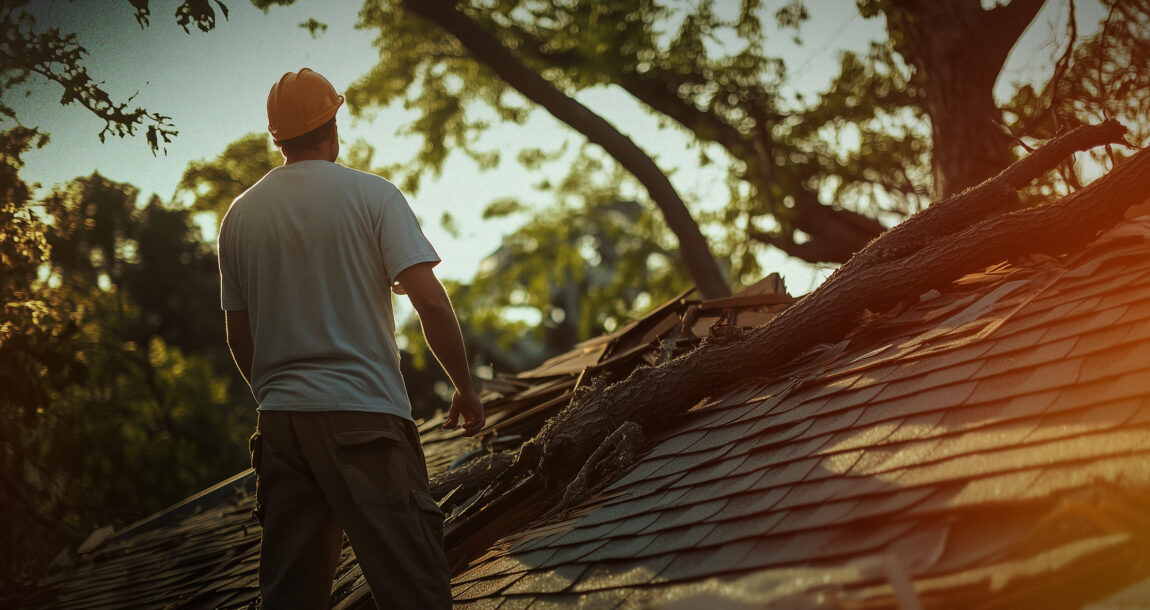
[449,216,1150,609]
[5,215,1150,609]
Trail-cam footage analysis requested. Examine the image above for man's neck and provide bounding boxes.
[283,151,334,165]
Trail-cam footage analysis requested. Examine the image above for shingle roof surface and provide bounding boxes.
[7,219,1150,610]
[449,218,1150,609]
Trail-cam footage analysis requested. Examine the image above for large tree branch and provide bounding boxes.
[535,126,1148,488]
[615,68,758,160]
[486,15,885,265]
[401,0,730,299]
[852,119,1128,266]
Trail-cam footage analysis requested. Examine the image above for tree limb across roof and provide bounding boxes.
[438,120,1147,570]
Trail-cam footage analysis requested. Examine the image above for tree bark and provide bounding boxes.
[886,0,1048,198]
[401,0,731,299]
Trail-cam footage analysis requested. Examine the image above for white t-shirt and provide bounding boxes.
[218,160,440,418]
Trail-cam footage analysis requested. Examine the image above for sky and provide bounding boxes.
[9,0,1106,293]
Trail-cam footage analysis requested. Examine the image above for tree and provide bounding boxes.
[860,0,1046,198]
[1,173,253,584]
[43,174,228,361]
[348,0,1148,273]
[350,0,898,269]
[0,0,295,585]
[0,127,89,584]
[0,0,278,428]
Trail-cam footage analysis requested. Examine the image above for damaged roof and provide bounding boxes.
[6,213,1150,609]
[449,216,1150,609]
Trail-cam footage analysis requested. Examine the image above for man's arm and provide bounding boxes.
[225,309,254,388]
[396,262,485,435]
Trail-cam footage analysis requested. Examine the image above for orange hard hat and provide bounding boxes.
[266,68,345,141]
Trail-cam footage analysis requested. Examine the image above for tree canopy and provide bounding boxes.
[348,0,1148,280]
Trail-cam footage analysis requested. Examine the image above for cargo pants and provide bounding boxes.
[249,410,451,609]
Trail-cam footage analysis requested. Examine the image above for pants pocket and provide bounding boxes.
[411,491,450,575]
[249,430,266,525]
[331,428,408,505]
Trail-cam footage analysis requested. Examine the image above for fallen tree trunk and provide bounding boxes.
[446,120,1145,555]
[430,449,515,503]
[528,120,1140,486]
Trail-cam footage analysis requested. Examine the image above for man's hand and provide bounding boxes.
[443,389,485,436]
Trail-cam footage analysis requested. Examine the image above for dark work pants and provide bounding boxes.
[249,410,451,609]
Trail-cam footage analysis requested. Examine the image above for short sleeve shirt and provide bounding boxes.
[218,161,439,418]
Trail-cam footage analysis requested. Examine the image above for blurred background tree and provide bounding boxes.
[402,148,691,379]
[1,172,251,583]
[0,0,282,584]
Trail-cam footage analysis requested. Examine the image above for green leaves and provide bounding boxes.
[1,167,252,581]
[482,197,528,219]
[176,132,280,220]
[299,17,328,38]
[1,3,179,155]
[174,0,228,33]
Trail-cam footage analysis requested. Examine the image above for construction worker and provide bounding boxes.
[218,68,483,609]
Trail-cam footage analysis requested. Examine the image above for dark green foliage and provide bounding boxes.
[130,0,231,31]
[299,17,328,38]
[1,172,253,585]
[0,125,86,444]
[0,0,286,587]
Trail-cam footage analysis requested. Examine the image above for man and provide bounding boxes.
[217,68,483,609]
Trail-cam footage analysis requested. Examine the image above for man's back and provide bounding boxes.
[218,160,439,417]
[222,68,480,609]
